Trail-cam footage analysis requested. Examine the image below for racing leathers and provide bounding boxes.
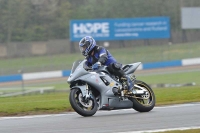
[85,45,134,92]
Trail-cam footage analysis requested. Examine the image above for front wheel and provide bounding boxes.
[129,80,156,112]
[69,88,98,117]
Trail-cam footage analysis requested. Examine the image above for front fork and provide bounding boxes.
[71,84,92,100]
[85,84,92,100]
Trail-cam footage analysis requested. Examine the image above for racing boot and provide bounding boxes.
[121,75,136,94]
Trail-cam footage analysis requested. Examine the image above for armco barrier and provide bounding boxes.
[0,57,200,83]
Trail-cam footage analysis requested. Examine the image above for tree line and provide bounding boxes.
[0,0,200,43]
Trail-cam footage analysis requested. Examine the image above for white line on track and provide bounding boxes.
[0,113,74,121]
[117,126,200,133]
[155,102,200,109]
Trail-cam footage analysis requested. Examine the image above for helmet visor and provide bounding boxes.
[79,45,87,53]
[79,41,90,56]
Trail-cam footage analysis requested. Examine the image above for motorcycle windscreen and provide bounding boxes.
[71,60,83,74]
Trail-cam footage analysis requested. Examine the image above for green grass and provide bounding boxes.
[154,86,200,105]
[38,82,70,90]
[0,83,70,94]
[0,41,200,75]
[112,42,200,64]
[0,54,83,75]
[0,65,200,116]
[136,70,200,105]
[0,93,71,116]
[154,129,200,133]
[137,71,200,86]
[0,86,200,116]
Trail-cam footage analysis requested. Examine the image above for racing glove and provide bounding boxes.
[92,62,101,70]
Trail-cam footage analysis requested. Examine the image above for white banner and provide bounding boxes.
[181,7,200,29]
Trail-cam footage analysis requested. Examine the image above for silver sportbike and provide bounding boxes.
[67,60,155,117]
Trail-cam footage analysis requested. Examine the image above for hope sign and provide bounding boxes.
[73,22,109,34]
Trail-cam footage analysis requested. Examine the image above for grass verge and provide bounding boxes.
[137,70,200,86]
[0,86,200,116]
[154,129,200,133]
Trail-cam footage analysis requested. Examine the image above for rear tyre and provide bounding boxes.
[69,88,98,117]
[129,80,155,112]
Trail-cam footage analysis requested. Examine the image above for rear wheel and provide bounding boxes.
[129,80,155,112]
[69,88,98,117]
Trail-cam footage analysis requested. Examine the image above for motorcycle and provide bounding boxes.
[67,60,155,117]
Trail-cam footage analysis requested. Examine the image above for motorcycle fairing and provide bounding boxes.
[68,60,141,110]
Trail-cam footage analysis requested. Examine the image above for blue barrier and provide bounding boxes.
[0,58,199,83]
[143,60,182,69]
[62,70,71,77]
[0,74,22,83]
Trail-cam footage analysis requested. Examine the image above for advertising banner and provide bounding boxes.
[181,7,200,29]
[70,17,170,41]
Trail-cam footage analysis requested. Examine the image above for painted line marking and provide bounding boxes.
[117,126,200,133]
[0,113,75,121]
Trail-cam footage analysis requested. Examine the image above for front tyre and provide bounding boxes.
[129,80,155,112]
[69,88,98,117]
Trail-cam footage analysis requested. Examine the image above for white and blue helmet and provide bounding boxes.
[79,36,96,56]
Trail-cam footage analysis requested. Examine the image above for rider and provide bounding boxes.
[79,36,135,93]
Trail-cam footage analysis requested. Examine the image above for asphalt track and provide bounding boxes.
[0,103,200,133]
